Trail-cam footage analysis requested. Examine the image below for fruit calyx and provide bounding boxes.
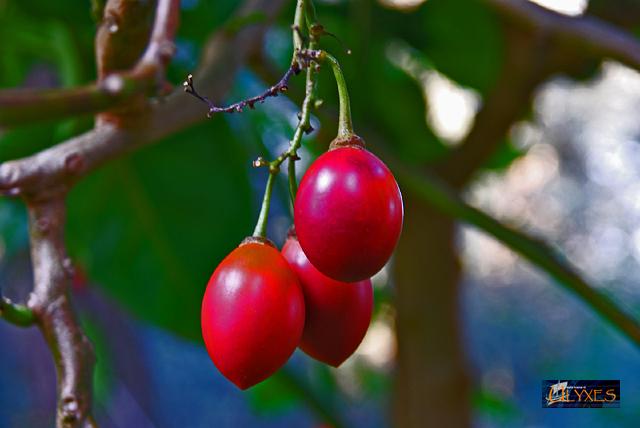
[240,235,276,248]
[329,134,366,151]
[286,225,298,240]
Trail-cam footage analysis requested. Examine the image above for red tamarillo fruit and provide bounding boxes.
[201,237,305,389]
[282,231,373,367]
[294,138,403,282]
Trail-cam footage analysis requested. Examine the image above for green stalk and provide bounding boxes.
[288,154,298,203]
[0,297,35,327]
[252,171,277,238]
[305,0,318,28]
[293,0,306,56]
[322,52,354,139]
[286,58,318,202]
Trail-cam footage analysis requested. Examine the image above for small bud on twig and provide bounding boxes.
[253,157,268,168]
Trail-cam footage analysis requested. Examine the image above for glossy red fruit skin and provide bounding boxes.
[201,238,305,389]
[294,145,403,282]
[282,234,373,367]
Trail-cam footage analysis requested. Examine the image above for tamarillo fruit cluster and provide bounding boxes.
[201,137,403,389]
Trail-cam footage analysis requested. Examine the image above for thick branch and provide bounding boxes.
[0,0,286,197]
[95,0,157,78]
[436,30,552,188]
[437,0,640,189]
[0,76,146,128]
[393,159,640,347]
[0,1,345,425]
[135,0,181,78]
[26,197,96,428]
[0,0,180,128]
[485,0,640,72]
[0,2,181,427]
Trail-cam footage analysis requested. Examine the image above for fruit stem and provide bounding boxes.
[305,0,318,29]
[288,153,298,202]
[322,51,354,139]
[252,170,277,238]
[286,4,320,203]
[286,55,318,202]
[292,0,306,61]
[252,0,320,235]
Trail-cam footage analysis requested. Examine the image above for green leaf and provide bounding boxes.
[66,118,254,339]
[419,0,504,95]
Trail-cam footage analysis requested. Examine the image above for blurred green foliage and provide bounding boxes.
[0,0,523,420]
[66,118,254,339]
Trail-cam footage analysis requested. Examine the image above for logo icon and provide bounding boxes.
[542,380,620,408]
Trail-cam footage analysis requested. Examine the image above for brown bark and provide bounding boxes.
[393,192,468,428]
[27,197,97,428]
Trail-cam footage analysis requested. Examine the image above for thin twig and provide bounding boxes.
[183,62,300,117]
[249,44,319,237]
[182,48,329,119]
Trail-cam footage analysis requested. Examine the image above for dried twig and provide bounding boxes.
[183,63,300,117]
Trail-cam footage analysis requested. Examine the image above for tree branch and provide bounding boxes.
[0,0,287,197]
[0,3,287,426]
[0,1,348,426]
[394,158,640,347]
[436,0,640,189]
[0,76,146,128]
[26,197,97,428]
[0,0,180,128]
[435,30,553,188]
[485,0,640,72]
[134,0,181,79]
[3,2,358,428]
[95,0,156,79]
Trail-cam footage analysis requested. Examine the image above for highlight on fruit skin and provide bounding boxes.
[294,143,404,283]
[201,237,305,389]
[282,231,373,367]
